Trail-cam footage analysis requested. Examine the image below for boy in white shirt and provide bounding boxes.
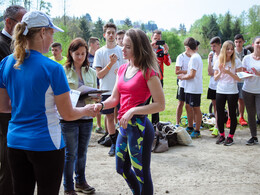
[178,37,203,138]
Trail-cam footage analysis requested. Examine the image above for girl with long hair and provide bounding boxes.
[94,28,165,194]
[214,40,242,146]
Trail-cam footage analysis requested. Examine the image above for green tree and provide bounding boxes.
[92,17,104,41]
[141,23,146,32]
[178,24,186,36]
[162,31,182,61]
[124,18,132,28]
[220,11,233,42]
[248,5,260,39]
[85,13,92,22]
[232,18,241,38]
[108,18,114,24]
[39,0,52,15]
[79,17,91,42]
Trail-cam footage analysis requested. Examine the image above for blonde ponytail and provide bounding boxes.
[12,23,27,69]
[12,23,42,69]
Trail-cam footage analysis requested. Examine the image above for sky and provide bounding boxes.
[1,0,259,30]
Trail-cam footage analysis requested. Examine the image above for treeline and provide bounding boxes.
[0,0,259,60]
[50,4,260,60]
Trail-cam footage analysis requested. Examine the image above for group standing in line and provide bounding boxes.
[0,6,259,195]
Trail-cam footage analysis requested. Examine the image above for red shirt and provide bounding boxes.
[156,46,171,80]
[117,63,156,120]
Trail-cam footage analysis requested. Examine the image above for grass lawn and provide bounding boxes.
[159,59,211,124]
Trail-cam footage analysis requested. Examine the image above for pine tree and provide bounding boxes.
[221,11,233,42]
[79,17,92,42]
[92,17,104,41]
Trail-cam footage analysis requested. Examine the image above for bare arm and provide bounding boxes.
[177,69,196,80]
[0,88,11,113]
[96,54,118,79]
[94,76,120,111]
[55,92,97,121]
[208,53,214,76]
[175,66,187,75]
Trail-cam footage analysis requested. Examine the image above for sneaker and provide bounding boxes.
[175,124,180,128]
[246,137,259,145]
[211,127,218,137]
[239,117,248,126]
[64,190,78,195]
[209,127,214,131]
[108,143,116,156]
[186,127,194,134]
[75,182,95,194]
[224,137,234,146]
[226,118,231,128]
[193,123,203,129]
[95,127,106,134]
[190,131,201,138]
[216,136,225,144]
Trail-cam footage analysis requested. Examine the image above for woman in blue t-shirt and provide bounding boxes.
[0,11,96,195]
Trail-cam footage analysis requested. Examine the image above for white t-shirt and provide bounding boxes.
[184,53,203,94]
[208,53,218,90]
[242,54,260,94]
[175,52,190,88]
[93,45,126,95]
[214,58,242,94]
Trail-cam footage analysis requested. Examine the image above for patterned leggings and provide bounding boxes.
[116,117,154,195]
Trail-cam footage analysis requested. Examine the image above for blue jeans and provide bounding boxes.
[60,120,93,191]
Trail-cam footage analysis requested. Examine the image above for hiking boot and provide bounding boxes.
[211,127,218,137]
[216,136,225,144]
[226,118,231,128]
[75,182,95,194]
[246,137,259,145]
[186,127,194,134]
[108,143,116,156]
[64,190,78,195]
[95,127,106,134]
[224,137,234,146]
[239,117,248,126]
[190,131,201,138]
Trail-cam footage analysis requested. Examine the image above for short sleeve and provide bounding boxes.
[175,55,182,67]
[93,50,103,69]
[0,57,9,88]
[213,60,220,70]
[50,64,70,95]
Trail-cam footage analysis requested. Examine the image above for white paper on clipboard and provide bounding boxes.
[69,89,81,107]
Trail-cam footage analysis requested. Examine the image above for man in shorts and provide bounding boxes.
[93,23,126,156]
[178,37,203,138]
[175,46,191,127]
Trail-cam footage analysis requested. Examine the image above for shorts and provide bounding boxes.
[176,87,185,102]
[185,93,201,107]
[237,83,243,99]
[101,95,120,114]
[207,88,216,100]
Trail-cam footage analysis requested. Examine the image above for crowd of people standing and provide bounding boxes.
[0,5,259,195]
